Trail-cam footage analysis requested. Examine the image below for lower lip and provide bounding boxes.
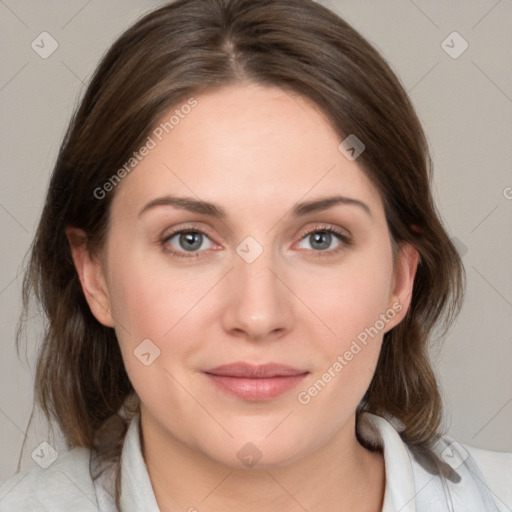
[203,373,308,401]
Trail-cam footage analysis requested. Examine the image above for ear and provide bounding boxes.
[384,241,420,332]
[65,227,114,328]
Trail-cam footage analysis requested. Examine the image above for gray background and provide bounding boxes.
[1,0,511,482]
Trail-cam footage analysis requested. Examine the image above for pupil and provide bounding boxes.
[312,231,330,250]
[181,232,202,251]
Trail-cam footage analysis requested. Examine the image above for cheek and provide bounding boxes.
[107,242,201,336]
[106,249,216,376]
[109,270,169,340]
[291,242,394,410]
[106,257,199,414]
[105,253,172,368]
[299,247,394,347]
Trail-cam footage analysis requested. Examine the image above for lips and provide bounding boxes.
[205,362,308,378]
[202,362,309,401]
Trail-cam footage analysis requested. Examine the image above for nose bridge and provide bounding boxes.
[234,237,282,306]
[221,235,292,339]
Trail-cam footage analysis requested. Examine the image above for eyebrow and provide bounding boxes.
[138,194,372,219]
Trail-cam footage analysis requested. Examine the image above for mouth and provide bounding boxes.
[202,362,310,401]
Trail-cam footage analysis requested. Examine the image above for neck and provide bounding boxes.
[140,410,385,512]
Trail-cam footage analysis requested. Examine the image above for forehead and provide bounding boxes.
[110,83,384,221]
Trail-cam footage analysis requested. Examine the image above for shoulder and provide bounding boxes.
[0,446,98,512]
[463,442,512,511]
[360,413,512,511]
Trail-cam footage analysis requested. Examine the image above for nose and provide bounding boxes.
[220,249,294,342]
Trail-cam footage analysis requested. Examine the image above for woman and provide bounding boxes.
[1,0,510,510]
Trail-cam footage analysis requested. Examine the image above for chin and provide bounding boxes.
[205,440,306,470]
[194,422,314,470]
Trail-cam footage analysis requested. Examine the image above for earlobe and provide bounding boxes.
[386,242,420,331]
[65,227,114,328]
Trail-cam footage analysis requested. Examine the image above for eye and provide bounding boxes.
[296,226,352,257]
[162,229,216,258]
[160,224,352,259]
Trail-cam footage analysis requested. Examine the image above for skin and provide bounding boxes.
[67,82,419,512]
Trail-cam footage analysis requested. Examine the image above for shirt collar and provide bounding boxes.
[356,412,417,512]
[119,411,417,511]
[119,413,160,512]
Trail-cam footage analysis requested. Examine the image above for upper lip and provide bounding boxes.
[203,362,309,378]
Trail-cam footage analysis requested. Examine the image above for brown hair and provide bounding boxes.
[17,0,464,502]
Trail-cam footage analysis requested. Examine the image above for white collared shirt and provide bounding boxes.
[1,411,511,511]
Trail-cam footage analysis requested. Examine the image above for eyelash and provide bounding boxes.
[160,224,352,260]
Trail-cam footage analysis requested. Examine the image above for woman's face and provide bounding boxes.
[74,82,417,467]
